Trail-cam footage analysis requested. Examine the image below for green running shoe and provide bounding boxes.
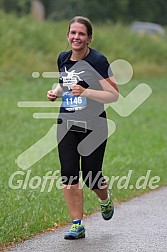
[64,220,85,239]
[101,199,114,221]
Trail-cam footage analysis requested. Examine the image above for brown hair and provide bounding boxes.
[68,16,93,37]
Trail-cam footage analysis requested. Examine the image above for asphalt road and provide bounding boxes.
[8,187,167,252]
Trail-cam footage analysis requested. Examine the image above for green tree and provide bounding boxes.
[0,0,31,14]
[0,0,167,25]
[128,0,167,25]
[40,0,85,20]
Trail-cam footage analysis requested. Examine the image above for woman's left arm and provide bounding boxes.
[71,76,119,104]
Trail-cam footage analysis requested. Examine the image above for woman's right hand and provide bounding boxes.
[47,90,57,101]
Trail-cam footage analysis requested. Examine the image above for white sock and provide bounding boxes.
[99,197,109,204]
[98,190,110,204]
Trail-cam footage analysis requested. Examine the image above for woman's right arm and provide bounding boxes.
[47,84,63,101]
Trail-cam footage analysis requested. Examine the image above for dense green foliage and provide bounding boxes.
[0,11,167,248]
[0,11,167,80]
[1,0,167,24]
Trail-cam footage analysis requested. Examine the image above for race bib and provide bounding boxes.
[62,91,87,111]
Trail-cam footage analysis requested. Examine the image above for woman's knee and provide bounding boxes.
[61,174,79,186]
[82,171,106,190]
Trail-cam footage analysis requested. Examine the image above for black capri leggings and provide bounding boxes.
[57,120,108,189]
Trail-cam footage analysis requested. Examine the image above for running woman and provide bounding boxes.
[47,16,119,239]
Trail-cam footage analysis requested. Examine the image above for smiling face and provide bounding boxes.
[67,22,92,52]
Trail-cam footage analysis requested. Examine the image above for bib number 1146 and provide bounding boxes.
[66,96,82,105]
[62,91,87,110]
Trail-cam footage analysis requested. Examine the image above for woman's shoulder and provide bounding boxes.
[58,50,71,58]
[88,48,108,64]
[57,50,71,66]
[89,48,107,59]
[87,48,109,67]
[87,48,111,77]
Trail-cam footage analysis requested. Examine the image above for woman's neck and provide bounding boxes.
[70,48,90,61]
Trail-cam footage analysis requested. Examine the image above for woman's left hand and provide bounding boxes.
[71,84,85,96]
